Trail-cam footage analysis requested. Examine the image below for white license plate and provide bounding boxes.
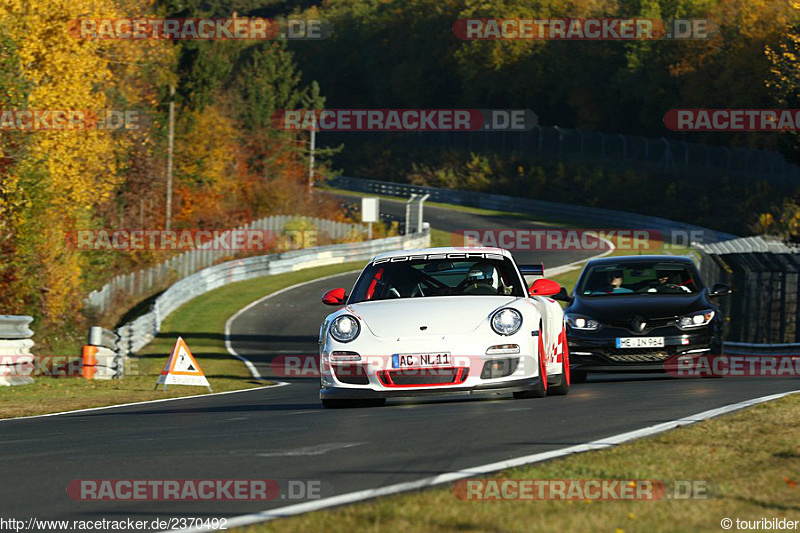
[392,353,451,368]
[615,337,665,348]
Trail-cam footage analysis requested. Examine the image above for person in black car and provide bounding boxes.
[588,269,633,294]
[647,269,692,293]
[564,255,731,382]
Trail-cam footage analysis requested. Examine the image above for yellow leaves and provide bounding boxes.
[174,105,241,227]
[176,105,238,191]
[0,0,172,320]
[0,0,121,211]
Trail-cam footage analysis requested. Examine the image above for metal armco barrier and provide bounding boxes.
[724,342,800,355]
[0,315,34,339]
[82,326,124,380]
[0,315,34,386]
[328,175,738,244]
[85,215,370,314]
[116,229,431,358]
[695,238,800,344]
[328,176,800,351]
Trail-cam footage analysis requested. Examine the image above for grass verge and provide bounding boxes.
[243,393,800,533]
[0,262,363,419]
[4,207,686,419]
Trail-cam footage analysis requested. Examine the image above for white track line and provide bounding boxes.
[0,235,608,424]
[224,242,611,381]
[224,270,361,380]
[0,383,289,423]
[2,271,361,423]
[541,236,616,278]
[173,389,799,532]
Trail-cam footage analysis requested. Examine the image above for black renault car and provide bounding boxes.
[562,255,731,382]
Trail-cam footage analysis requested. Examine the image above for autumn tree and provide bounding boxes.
[0,0,172,321]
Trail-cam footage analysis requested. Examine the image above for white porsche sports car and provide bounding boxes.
[318,247,570,408]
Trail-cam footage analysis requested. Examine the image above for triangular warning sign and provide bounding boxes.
[156,337,212,392]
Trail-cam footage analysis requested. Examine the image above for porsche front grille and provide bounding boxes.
[378,367,469,387]
[332,364,369,385]
[607,352,671,363]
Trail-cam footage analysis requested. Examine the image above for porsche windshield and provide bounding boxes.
[576,261,701,297]
[349,257,526,303]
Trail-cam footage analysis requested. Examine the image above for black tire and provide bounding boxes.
[571,370,588,383]
[548,358,570,396]
[322,399,350,409]
[513,376,545,399]
[547,327,570,396]
[361,398,387,407]
[514,332,547,399]
[321,398,386,409]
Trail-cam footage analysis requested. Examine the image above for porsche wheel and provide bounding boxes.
[322,398,386,409]
[513,323,547,399]
[548,328,570,396]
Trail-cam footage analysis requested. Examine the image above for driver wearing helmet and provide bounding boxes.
[462,262,498,295]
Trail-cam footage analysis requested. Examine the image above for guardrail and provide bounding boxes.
[116,228,431,358]
[0,315,34,386]
[0,315,34,339]
[328,175,738,243]
[725,342,800,355]
[83,326,124,380]
[85,215,370,314]
[693,238,800,344]
[329,176,800,351]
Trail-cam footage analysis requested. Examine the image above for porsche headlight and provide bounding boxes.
[330,315,360,343]
[566,313,600,331]
[679,310,715,329]
[491,308,522,336]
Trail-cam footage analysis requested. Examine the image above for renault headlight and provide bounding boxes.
[566,313,600,331]
[491,308,523,336]
[330,315,360,343]
[679,310,714,329]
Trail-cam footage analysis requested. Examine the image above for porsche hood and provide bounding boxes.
[347,296,520,337]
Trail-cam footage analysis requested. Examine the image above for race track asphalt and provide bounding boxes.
[1,197,796,530]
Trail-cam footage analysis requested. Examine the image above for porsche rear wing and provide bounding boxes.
[519,264,544,277]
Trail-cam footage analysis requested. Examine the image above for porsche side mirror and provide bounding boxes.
[322,288,347,306]
[529,278,562,297]
[709,283,732,297]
